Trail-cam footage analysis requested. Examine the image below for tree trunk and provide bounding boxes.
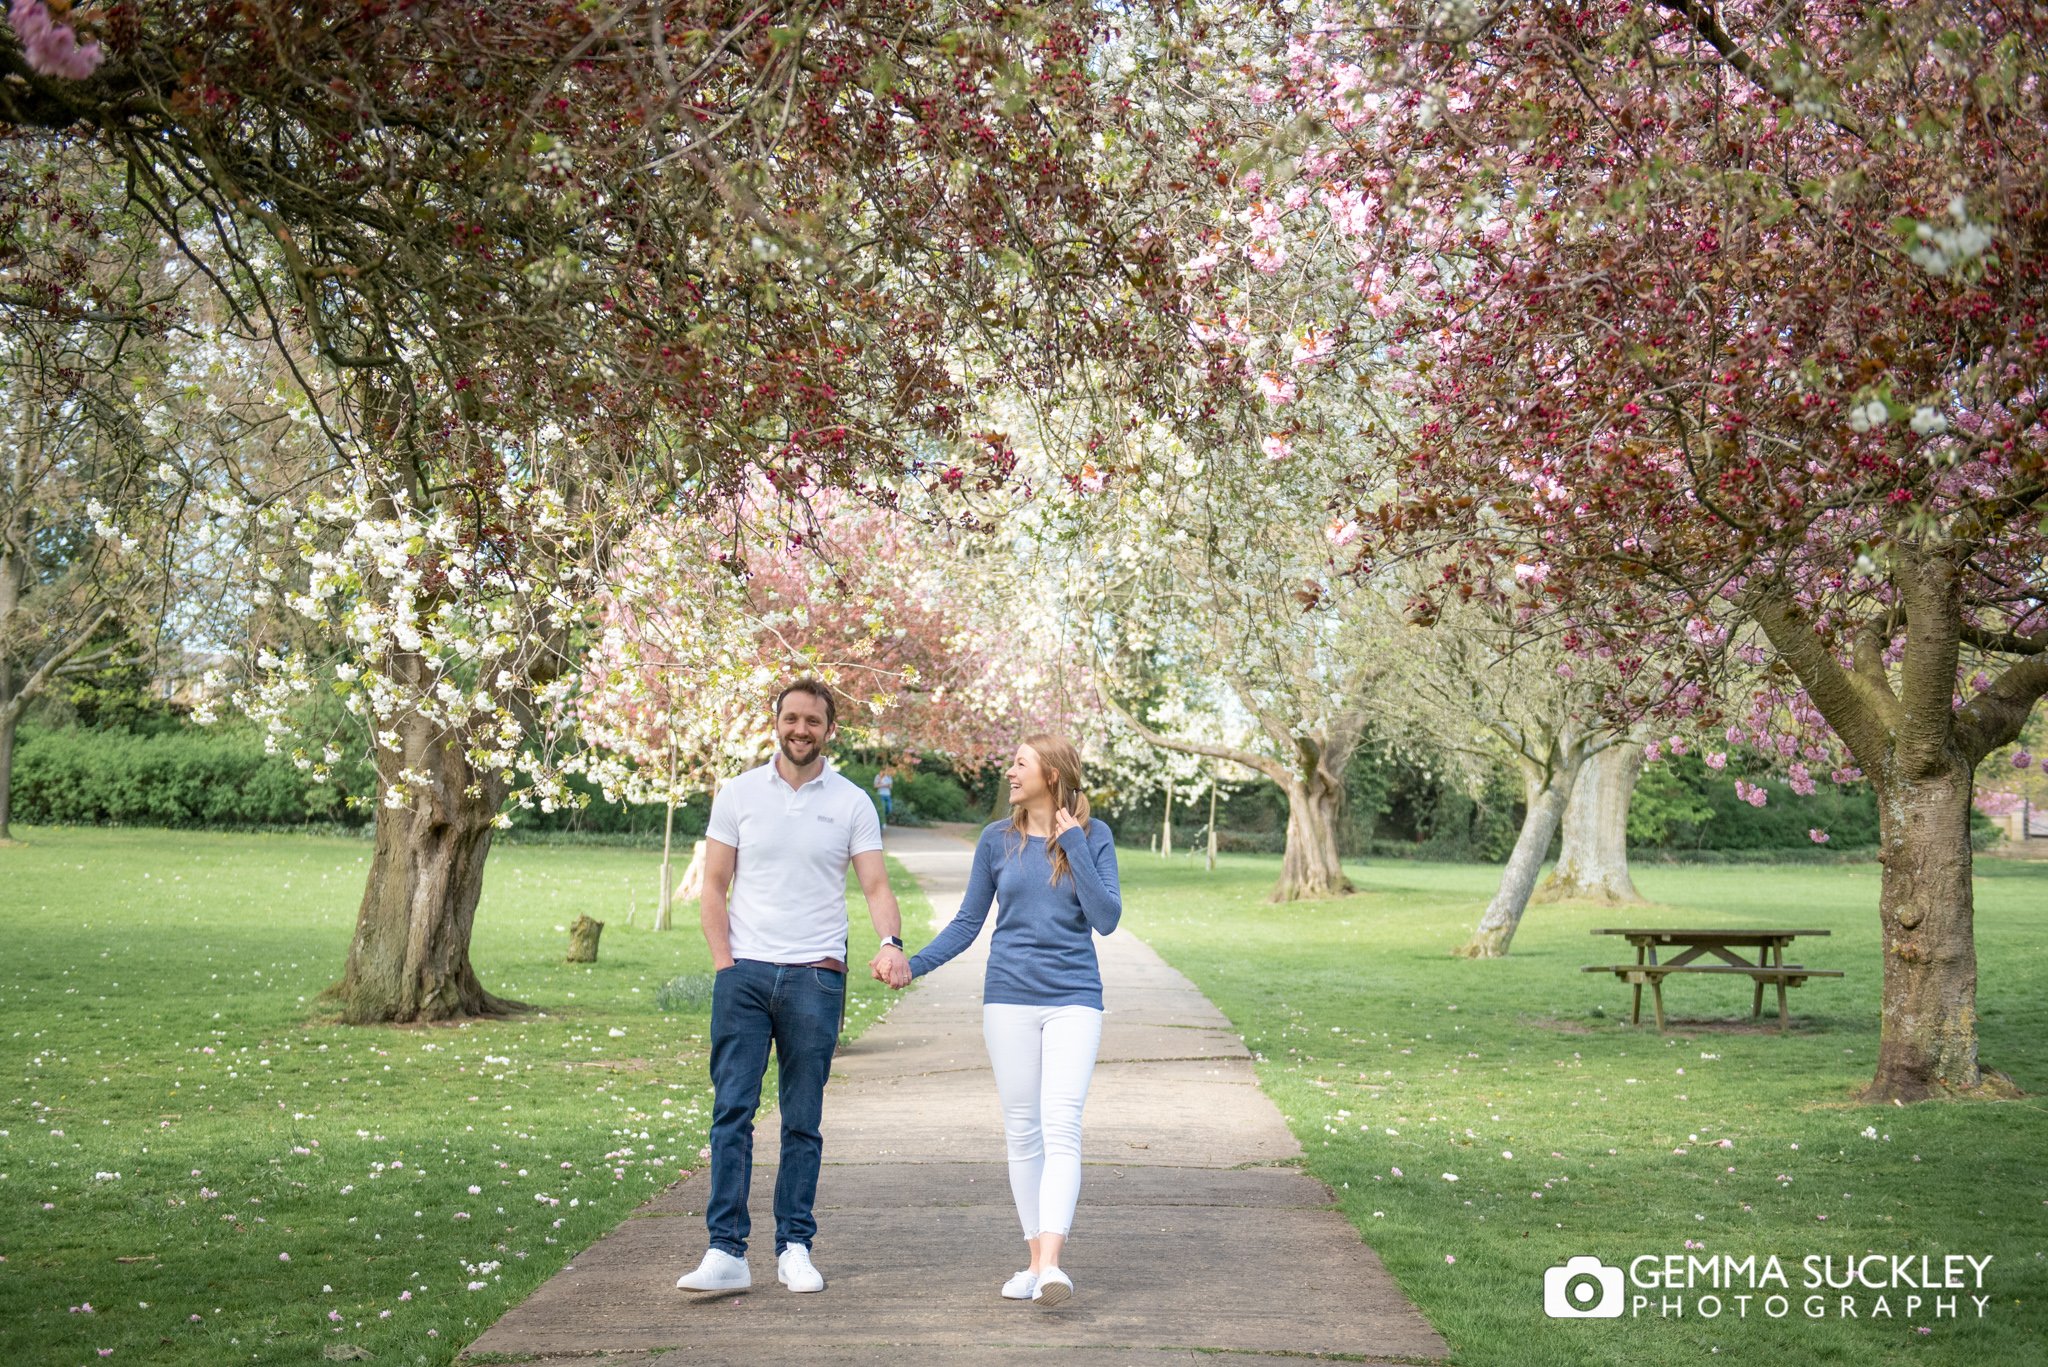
[1457,767,1575,958]
[1161,776,1174,857]
[0,701,17,842]
[325,727,524,1024]
[652,748,680,931]
[1272,774,1353,901]
[1537,742,1645,905]
[1860,764,2015,1102]
[1206,781,1218,873]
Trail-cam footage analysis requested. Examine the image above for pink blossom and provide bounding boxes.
[1076,463,1107,494]
[328,1310,343,1322]
[1290,327,1335,368]
[1705,752,1727,770]
[1325,518,1360,547]
[1321,186,1377,236]
[1257,371,1298,406]
[1262,434,1293,461]
[1512,561,1549,585]
[1245,200,1282,241]
[1810,829,1831,844]
[1245,238,1288,273]
[1283,185,1311,212]
[2014,750,2034,769]
[1976,790,2024,818]
[1644,742,1663,762]
[8,0,105,80]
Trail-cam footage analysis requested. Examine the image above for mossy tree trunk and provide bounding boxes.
[326,712,524,1024]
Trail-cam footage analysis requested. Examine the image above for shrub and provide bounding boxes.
[10,724,363,827]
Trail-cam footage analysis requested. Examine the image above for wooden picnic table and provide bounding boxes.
[1582,928,1843,1033]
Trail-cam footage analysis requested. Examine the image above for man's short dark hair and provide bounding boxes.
[774,678,837,730]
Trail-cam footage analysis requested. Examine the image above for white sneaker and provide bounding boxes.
[676,1248,751,1292]
[1001,1269,1038,1300]
[777,1243,825,1293]
[1032,1266,1072,1306]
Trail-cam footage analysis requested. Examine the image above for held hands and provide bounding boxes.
[1051,805,1083,841]
[869,945,912,990]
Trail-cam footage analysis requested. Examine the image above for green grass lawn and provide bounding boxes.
[1117,851,2048,1367]
[0,827,922,1367]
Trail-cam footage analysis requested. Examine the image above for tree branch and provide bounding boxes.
[1090,666,1292,788]
[1745,581,1893,773]
[1956,654,2048,765]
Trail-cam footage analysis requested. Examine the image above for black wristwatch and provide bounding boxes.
[880,936,904,951]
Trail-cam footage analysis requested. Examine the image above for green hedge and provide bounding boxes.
[10,724,361,827]
[832,760,976,824]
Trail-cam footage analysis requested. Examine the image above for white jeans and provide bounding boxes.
[982,1003,1103,1240]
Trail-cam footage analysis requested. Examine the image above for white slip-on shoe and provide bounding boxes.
[1000,1269,1038,1301]
[777,1243,826,1293]
[676,1248,751,1292]
[1032,1266,1072,1307]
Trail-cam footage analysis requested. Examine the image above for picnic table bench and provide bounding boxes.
[1582,928,1843,1033]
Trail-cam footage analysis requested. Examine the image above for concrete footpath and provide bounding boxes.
[462,826,1449,1365]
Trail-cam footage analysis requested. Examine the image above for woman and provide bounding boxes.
[900,733,1121,1307]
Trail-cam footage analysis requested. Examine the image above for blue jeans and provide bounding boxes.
[705,960,844,1256]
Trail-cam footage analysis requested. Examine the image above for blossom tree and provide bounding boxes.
[1369,586,1629,954]
[574,497,1062,928]
[0,147,320,839]
[1047,409,1387,901]
[5,0,1188,1021]
[574,524,777,931]
[1218,2,2047,1098]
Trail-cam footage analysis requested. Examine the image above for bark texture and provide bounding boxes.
[325,725,524,1024]
[1537,742,1645,905]
[1273,773,1353,901]
[1456,768,1575,958]
[1747,553,2041,1103]
[1860,763,2015,1101]
[0,704,15,841]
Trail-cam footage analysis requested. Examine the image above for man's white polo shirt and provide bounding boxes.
[706,759,884,964]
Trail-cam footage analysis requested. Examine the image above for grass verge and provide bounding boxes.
[1,826,922,1366]
[1120,852,2048,1367]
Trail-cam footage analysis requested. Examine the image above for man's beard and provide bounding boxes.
[780,736,821,766]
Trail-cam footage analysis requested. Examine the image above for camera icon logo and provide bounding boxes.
[1544,1256,1624,1318]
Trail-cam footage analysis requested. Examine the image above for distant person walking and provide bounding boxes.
[893,733,1121,1307]
[675,679,913,1297]
[873,766,895,825]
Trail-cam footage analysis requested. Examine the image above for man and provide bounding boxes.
[872,766,895,825]
[675,679,913,1296]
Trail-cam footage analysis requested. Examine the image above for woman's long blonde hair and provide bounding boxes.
[1008,733,1091,886]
